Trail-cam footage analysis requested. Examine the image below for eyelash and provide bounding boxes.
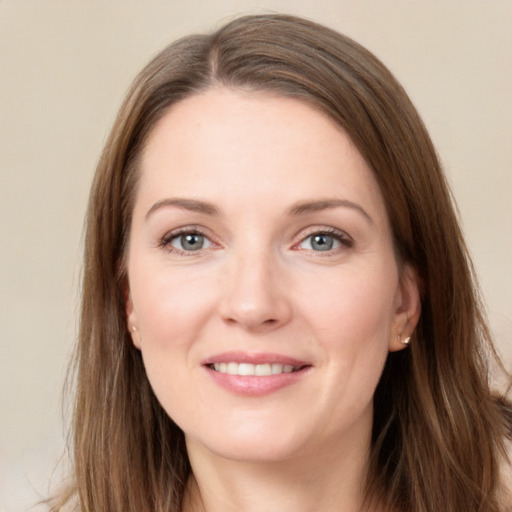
[158,226,353,255]
[295,228,353,253]
[158,226,214,256]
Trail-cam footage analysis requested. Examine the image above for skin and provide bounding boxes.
[125,87,420,512]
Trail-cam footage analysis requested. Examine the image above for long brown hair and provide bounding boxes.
[50,14,511,512]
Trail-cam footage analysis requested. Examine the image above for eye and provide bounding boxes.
[297,229,353,252]
[160,229,214,254]
[173,233,209,251]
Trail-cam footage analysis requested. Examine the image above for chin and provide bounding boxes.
[184,417,315,464]
[189,437,306,464]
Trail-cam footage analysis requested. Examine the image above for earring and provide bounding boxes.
[131,325,137,332]
[399,334,411,345]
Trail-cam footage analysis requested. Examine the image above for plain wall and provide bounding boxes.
[1,1,510,510]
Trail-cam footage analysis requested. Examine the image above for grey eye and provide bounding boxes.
[310,234,335,251]
[172,233,208,251]
[298,232,345,252]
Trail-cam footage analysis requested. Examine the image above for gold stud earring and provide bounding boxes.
[399,334,411,345]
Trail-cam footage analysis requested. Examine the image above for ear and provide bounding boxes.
[124,282,141,350]
[388,264,421,352]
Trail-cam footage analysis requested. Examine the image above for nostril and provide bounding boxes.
[222,315,280,330]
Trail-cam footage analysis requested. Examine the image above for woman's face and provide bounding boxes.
[126,88,419,463]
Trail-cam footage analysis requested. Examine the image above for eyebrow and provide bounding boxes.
[145,197,373,224]
[145,198,219,219]
[287,199,373,224]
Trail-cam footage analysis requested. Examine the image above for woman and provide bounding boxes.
[50,13,511,512]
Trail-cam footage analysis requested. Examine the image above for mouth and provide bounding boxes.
[208,362,306,376]
[202,352,311,396]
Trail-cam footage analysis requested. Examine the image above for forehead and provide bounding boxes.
[137,87,387,220]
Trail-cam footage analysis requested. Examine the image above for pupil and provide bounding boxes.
[312,234,333,251]
[182,234,203,250]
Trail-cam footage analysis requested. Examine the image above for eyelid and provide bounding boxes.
[158,225,220,255]
[292,226,353,251]
[157,224,352,255]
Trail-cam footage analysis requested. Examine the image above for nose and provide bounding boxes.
[218,249,292,332]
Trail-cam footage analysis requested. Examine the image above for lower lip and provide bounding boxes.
[204,366,310,396]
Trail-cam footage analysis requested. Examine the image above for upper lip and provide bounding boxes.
[201,351,311,368]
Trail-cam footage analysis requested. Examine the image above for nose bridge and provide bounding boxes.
[220,241,290,330]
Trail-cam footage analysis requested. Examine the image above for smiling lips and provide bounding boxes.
[203,352,311,396]
[211,362,298,376]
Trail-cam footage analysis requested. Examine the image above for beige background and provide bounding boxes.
[0,1,510,510]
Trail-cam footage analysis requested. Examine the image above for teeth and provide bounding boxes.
[212,362,298,376]
[255,363,272,376]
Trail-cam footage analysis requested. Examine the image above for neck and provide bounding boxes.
[183,431,382,512]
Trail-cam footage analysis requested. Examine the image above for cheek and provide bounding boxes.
[129,265,221,423]
[308,275,396,415]
[299,263,398,347]
[296,263,398,397]
[130,262,220,346]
